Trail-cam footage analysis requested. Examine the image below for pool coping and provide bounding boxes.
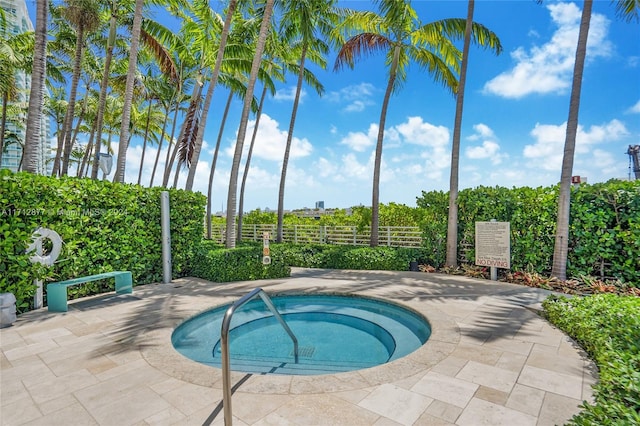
[141,285,461,394]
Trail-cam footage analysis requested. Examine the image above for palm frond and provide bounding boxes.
[334,33,393,71]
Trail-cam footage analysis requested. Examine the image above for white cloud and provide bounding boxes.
[339,123,378,152]
[327,82,376,112]
[467,123,495,141]
[395,116,449,148]
[627,100,640,114]
[464,123,506,165]
[225,114,313,161]
[466,141,502,162]
[484,2,612,99]
[274,86,307,103]
[524,119,629,171]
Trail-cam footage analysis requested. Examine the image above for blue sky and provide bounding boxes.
[37,1,640,212]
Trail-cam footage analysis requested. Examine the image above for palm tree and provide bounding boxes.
[0,28,32,166]
[334,0,500,246]
[445,0,502,267]
[225,0,275,248]
[113,0,144,183]
[275,0,335,243]
[237,85,268,243]
[183,0,237,191]
[90,0,118,179]
[57,0,102,176]
[22,0,48,174]
[551,0,638,280]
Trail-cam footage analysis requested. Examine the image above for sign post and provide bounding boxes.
[262,232,271,265]
[475,220,510,280]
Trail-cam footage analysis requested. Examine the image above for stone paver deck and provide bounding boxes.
[0,268,597,425]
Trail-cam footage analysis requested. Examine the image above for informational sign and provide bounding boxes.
[475,221,510,269]
[262,232,271,265]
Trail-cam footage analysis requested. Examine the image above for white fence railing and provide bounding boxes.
[209,224,423,248]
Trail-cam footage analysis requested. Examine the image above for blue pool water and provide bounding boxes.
[171,294,431,375]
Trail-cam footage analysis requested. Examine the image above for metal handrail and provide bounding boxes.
[220,288,298,426]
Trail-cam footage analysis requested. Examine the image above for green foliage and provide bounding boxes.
[190,240,290,282]
[271,243,427,271]
[416,181,639,285]
[543,295,640,425]
[416,190,448,266]
[0,170,205,312]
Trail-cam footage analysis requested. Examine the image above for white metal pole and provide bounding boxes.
[161,191,172,283]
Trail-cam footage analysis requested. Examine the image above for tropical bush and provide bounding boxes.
[271,243,428,271]
[191,240,290,282]
[0,170,205,312]
[417,180,640,285]
[543,294,640,425]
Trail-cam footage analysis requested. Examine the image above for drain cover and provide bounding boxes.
[292,346,315,358]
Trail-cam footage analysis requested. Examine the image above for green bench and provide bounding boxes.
[47,271,133,312]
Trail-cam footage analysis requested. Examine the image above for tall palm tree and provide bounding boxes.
[22,0,48,174]
[551,0,638,279]
[334,0,500,246]
[90,0,118,179]
[237,85,268,243]
[275,0,335,243]
[57,0,102,176]
[0,29,32,166]
[183,0,238,191]
[225,0,275,248]
[445,0,502,267]
[113,0,144,183]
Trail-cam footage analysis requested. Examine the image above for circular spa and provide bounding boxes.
[172,294,431,375]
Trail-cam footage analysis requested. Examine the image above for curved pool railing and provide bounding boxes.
[220,288,298,426]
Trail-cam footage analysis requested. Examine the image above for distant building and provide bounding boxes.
[0,0,51,174]
[315,201,324,210]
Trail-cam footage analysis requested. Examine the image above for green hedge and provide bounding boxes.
[191,241,290,282]
[271,243,428,271]
[543,294,640,425]
[0,170,205,312]
[417,180,640,284]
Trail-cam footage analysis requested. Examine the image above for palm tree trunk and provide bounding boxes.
[206,91,233,239]
[113,0,144,183]
[0,91,8,165]
[59,25,86,176]
[446,0,473,267]
[137,100,153,184]
[22,0,48,174]
[551,0,592,280]
[277,43,307,243]
[370,46,400,247]
[238,85,268,244]
[78,120,98,177]
[184,0,237,191]
[91,4,117,179]
[149,102,171,187]
[225,0,274,248]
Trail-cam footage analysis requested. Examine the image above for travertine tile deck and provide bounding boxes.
[0,268,597,425]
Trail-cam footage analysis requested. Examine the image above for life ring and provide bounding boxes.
[26,227,63,266]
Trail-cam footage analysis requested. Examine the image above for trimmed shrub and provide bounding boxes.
[543,294,640,425]
[417,180,640,285]
[270,243,428,271]
[191,241,290,282]
[0,171,205,312]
